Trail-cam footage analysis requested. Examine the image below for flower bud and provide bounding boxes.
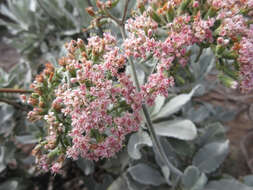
[219,74,238,89]
[48,147,60,159]
[28,97,38,106]
[215,45,225,55]
[193,1,199,8]
[105,0,112,8]
[86,7,96,17]
[138,2,145,13]
[32,144,42,156]
[96,0,103,9]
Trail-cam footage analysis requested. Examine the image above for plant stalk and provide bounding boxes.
[117,0,183,177]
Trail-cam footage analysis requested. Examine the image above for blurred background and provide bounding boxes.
[0,0,252,190]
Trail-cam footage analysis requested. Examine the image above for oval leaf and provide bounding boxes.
[154,120,197,140]
[127,131,152,159]
[153,85,201,119]
[76,158,94,175]
[128,163,165,186]
[206,179,252,190]
[182,166,207,190]
[108,176,129,190]
[193,140,229,173]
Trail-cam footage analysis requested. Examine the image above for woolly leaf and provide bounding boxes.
[0,180,18,190]
[151,95,166,117]
[154,120,197,140]
[127,131,152,159]
[182,166,207,190]
[193,140,229,173]
[206,179,252,190]
[128,163,165,186]
[108,176,129,190]
[76,158,94,175]
[197,123,226,146]
[153,85,201,119]
[243,175,253,187]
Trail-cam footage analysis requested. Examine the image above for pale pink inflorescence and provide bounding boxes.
[55,33,143,161]
[125,0,253,93]
[27,0,253,174]
[124,10,215,104]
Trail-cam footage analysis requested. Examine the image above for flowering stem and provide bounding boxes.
[118,0,183,178]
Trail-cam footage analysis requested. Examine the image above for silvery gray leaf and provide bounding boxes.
[153,85,201,120]
[193,140,229,173]
[151,95,166,117]
[154,137,180,168]
[197,123,226,146]
[0,180,18,190]
[182,166,207,190]
[76,158,94,175]
[124,172,148,190]
[107,176,129,190]
[206,179,252,190]
[128,163,165,186]
[154,120,197,140]
[187,106,210,123]
[127,131,152,159]
[243,175,253,187]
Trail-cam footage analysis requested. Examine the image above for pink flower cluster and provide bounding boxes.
[125,0,253,93]
[27,33,144,173]
[27,0,253,174]
[238,37,253,92]
[210,0,253,92]
[59,34,142,161]
[124,10,215,104]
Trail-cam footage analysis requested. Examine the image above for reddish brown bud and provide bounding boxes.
[58,57,66,67]
[28,97,38,106]
[52,102,62,112]
[49,72,54,82]
[32,145,42,156]
[86,7,96,17]
[39,101,45,108]
[34,87,43,96]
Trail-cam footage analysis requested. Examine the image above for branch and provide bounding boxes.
[0,88,33,94]
[0,98,29,111]
[122,0,130,23]
[103,8,122,26]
